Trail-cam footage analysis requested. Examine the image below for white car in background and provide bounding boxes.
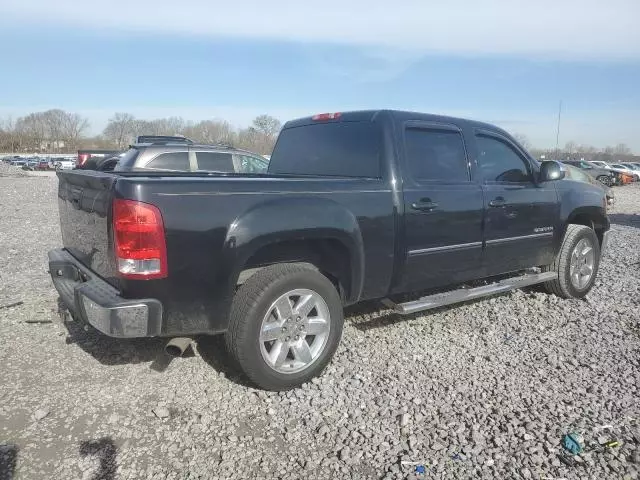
[610,163,640,181]
[54,159,75,170]
[589,160,611,169]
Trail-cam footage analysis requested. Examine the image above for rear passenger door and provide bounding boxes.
[473,130,558,275]
[399,122,484,292]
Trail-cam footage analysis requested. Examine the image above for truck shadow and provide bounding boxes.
[609,213,640,229]
[195,335,254,388]
[58,298,177,372]
[0,444,18,480]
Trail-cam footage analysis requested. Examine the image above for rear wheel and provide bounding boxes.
[596,175,612,187]
[544,224,600,298]
[225,263,344,390]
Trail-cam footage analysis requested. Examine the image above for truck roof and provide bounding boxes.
[283,109,505,133]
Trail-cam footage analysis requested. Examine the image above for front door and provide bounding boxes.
[474,131,559,276]
[398,122,484,292]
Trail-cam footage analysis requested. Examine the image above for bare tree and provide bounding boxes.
[63,112,89,150]
[16,113,48,151]
[103,113,136,149]
[564,141,577,155]
[252,115,281,137]
[0,116,18,152]
[614,143,631,155]
[184,120,235,145]
[41,109,66,152]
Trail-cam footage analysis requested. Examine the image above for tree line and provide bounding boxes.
[514,134,639,163]
[0,109,89,153]
[1,110,637,162]
[0,110,282,155]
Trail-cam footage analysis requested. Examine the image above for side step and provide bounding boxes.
[381,271,556,315]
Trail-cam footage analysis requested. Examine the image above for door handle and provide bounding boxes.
[411,200,439,211]
[489,197,506,208]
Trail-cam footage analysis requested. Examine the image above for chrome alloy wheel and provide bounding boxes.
[569,238,595,289]
[259,289,331,374]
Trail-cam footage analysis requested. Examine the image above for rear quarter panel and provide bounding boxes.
[114,176,395,335]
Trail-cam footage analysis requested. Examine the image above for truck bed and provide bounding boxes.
[56,169,396,335]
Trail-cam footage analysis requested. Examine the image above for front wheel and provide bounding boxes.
[596,175,612,187]
[544,224,601,298]
[225,263,344,390]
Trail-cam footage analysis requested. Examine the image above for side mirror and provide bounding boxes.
[539,161,565,182]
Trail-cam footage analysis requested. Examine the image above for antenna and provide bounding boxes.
[554,100,562,159]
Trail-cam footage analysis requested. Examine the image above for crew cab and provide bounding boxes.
[48,110,610,390]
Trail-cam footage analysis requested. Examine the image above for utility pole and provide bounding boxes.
[554,100,562,159]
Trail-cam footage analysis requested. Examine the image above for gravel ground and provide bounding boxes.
[1,170,639,480]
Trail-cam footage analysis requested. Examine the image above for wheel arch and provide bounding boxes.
[223,197,365,304]
[565,206,609,247]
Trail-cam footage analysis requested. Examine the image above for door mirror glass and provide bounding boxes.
[539,160,565,182]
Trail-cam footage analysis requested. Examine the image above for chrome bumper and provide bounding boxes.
[48,249,163,338]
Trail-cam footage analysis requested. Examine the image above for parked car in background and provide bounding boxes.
[590,160,611,169]
[563,164,614,208]
[76,149,122,170]
[10,158,27,166]
[609,163,640,181]
[21,158,39,170]
[620,173,635,184]
[55,159,75,170]
[562,160,617,187]
[110,138,269,174]
[587,161,636,182]
[36,159,51,170]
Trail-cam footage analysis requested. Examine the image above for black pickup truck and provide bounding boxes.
[49,110,610,390]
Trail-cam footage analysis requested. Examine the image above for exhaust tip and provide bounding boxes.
[165,337,191,357]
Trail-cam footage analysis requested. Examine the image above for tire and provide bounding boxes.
[225,263,344,391]
[596,175,612,187]
[544,224,600,299]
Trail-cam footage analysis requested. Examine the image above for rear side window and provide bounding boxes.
[196,152,235,172]
[269,122,381,178]
[404,128,469,182]
[236,154,269,174]
[145,152,189,171]
[113,148,140,171]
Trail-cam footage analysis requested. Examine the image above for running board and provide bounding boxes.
[381,271,556,315]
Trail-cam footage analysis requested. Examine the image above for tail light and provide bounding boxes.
[112,199,168,279]
[78,153,89,166]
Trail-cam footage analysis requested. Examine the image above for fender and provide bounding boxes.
[222,196,365,302]
[564,204,609,237]
[557,181,609,241]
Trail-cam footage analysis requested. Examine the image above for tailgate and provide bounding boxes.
[57,170,119,286]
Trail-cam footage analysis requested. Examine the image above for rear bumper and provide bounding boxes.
[48,249,163,338]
